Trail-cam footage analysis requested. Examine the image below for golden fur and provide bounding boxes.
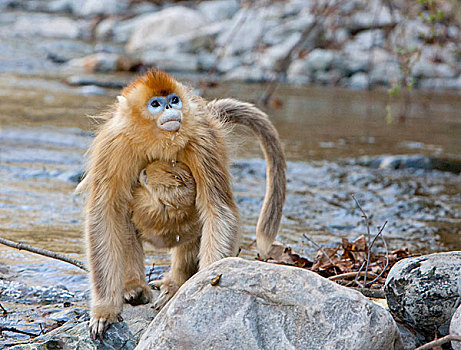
[80,70,286,339]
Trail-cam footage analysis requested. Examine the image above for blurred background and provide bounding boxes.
[0,0,460,341]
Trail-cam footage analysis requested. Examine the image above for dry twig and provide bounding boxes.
[303,233,335,266]
[329,271,378,282]
[0,326,39,338]
[351,195,389,287]
[0,237,87,272]
[0,303,7,315]
[414,334,461,350]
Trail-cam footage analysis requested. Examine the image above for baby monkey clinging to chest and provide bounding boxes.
[130,160,199,250]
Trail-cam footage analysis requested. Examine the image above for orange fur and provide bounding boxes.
[81,70,286,339]
[82,71,239,339]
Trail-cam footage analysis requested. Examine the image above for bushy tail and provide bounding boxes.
[208,98,286,257]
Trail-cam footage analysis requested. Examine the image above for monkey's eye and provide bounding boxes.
[147,97,166,114]
[168,94,182,109]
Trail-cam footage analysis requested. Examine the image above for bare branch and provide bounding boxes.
[0,303,7,315]
[303,233,336,266]
[0,326,39,338]
[365,224,389,287]
[0,236,88,272]
[329,271,379,282]
[414,334,461,350]
[352,194,373,285]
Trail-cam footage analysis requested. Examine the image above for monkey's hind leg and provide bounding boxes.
[152,237,200,310]
[123,228,153,306]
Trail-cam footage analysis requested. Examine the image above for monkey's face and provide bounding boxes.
[121,71,189,134]
[147,94,183,132]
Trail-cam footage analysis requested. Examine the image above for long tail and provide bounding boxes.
[208,98,286,258]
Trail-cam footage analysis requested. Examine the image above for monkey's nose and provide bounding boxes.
[165,104,171,109]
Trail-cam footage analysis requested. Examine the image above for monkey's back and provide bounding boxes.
[130,160,200,248]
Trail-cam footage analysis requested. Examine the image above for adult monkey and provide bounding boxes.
[80,70,286,339]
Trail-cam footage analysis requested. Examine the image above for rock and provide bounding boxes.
[127,7,206,52]
[413,60,457,79]
[369,61,401,86]
[137,258,402,350]
[287,59,311,84]
[314,70,342,85]
[76,85,107,96]
[341,48,370,74]
[364,155,461,174]
[13,14,82,39]
[259,33,301,70]
[396,324,423,350]
[99,14,153,43]
[66,53,137,73]
[384,252,461,340]
[130,2,158,16]
[223,66,268,83]
[353,29,385,50]
[348,72,369,89]
[216,56,241,73]
[451,302,461,350]
[141,51,199,72]
[419,77,461,90]
[197,0,239,22]
[95,17,118,41]
[10,304,157,350]
[304,48,335,71]
[286,49,335,83]
[66,75,127,89]
[262,14,315,47]
[216,8,265,55]
[0,279,85,304]
[73,0,129,16]
[349,2,394,29]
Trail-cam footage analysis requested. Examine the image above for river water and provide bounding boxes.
[1,72,460,293]
[0,7,460,345]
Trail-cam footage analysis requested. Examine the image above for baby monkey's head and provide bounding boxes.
[120,70,189,133]
[139,160,195,190]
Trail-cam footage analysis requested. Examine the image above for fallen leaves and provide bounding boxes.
[256,236,415,290]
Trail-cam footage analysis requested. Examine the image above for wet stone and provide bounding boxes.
[138,258,402,350]
[384,252,461,340]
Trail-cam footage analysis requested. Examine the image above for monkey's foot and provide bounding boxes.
[89,306,122,340]
[123,281,153,306]
[151,278,180,310]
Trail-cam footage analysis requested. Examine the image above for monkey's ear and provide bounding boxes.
[117,95,129,108]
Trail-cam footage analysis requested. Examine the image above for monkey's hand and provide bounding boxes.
[123,280,153,306]
[89,305,123,340]
[150,277,179,310]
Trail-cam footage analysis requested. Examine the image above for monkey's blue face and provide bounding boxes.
[147,94,183,132]
[147,94,182,114]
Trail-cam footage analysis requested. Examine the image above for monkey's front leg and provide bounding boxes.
[122,227,152,306]
[86,211,128,339]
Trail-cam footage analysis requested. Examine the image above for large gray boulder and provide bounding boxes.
[137,257,402,350]
[126,7,205,52]
[451,303,461,350]
[385,252,461,340]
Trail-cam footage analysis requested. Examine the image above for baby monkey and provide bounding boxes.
[129,160,200,308]
[130,160,198,249]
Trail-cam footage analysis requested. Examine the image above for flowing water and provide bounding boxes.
[0,71,461,344]
[0,8,460,345]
